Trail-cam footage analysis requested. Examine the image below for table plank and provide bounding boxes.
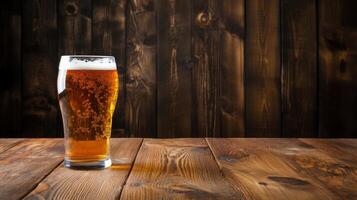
[120,139,243,199]
[207,138,337,199]
[0,139,23,154]
[24,138,142,200]
[300,139,357,168]
[0,139,63,200]
[265,139,357,199]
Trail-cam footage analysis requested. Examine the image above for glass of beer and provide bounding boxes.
[57,55,118,169]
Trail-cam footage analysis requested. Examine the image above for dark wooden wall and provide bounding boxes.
[1,0,356,138]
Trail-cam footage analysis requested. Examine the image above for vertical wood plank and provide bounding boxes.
[281,0,317,137]
[92,0,112,55]
[0,1,22,137]
[58,0,92,55]
[111,1,126,136]
[125,0,157,137]
[92,0,127,137]
[157,0,192,137]
[120,139,243,199]
[57,0,91,137]
[191,0,221,137]
[245,0,281,137]
[25,139,142,199]
[0,139,63,199]
[319,0,357,137]
[22,0,59,137]
[219,0,245,137]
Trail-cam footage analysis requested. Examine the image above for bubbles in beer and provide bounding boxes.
[58,69,118,161]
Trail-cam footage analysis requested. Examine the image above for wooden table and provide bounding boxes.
[0,138,356,200]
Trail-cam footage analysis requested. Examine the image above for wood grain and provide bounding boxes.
[0,138,356,199]
[191,0,221,137]
[219,0,245,137]
[0,139,63,200]
[0,139,22,154]
[245,0,281,137]
[207,138,338,199]
[281,0,317,137]
[92,0,113,55]
[120,139,243,199]
[24,138,142,200]
[22,0,59,137]
[2,0,357,138]
[300,139,357,167]
[58,0,92,54]
[0,1,22,137]
[92,0,126,136]
[125,0,157,137]
[269,139,357,198]
[319,0,357,137]
[157,0,193,137]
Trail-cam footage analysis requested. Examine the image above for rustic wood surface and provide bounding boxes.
[125,0,157,137]
[0,1,22,137]
[25,138,142,200]
[1,0,357,138]
[0,138,356,200]
[318,0,357,137]
[157,0,193,138]
[121,139,242,199]
[219,0,245,137]
[281,0,317,137]
[245,0,281,137]
[0,139,22,154]
[191,0,221,137]
[0,139,63,199]
[22,0,59,137]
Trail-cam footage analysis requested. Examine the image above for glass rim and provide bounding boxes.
[60,55,115,59]
[59,55,116,70]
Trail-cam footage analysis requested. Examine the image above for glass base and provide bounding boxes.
[64,158,112,169]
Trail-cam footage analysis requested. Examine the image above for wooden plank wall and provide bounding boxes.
[281,0,317,137]
[0,0,356,138]
[245,0,281,137]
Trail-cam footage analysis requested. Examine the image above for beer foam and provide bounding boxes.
[59,55,117,70]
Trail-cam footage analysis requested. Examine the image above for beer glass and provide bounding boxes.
[58,55,118,169]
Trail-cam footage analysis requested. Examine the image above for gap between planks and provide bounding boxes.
[118,138,144,200]
[20,161,64,199]
[117,138,236,199]
[21,139,144,200]
[205,138,228,178]
[205,137,246,198]
[20,140,65,199]
[0,139,25,154]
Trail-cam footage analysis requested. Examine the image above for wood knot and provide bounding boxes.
[196,12,212,28]
[258,182,268,186]
[340,59,347,73]
[218,150,249,163]
[268,176,310,186]
[130,182,142,187]
[324,31,346,51]
[298,142,315,149]
[126,76,139,88]
[65,2,78,16]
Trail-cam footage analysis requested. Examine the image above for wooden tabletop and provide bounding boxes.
[0,138,356,200]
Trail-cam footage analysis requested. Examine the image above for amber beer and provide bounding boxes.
[58,56,118,168]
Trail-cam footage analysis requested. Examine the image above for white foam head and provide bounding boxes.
[59,55,116,70]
